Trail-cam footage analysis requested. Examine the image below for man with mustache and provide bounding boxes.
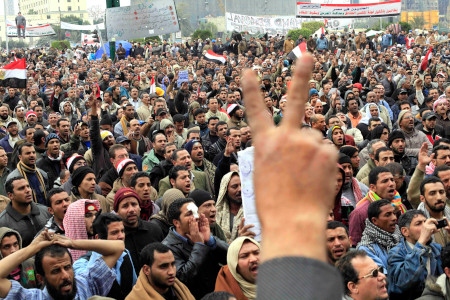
[417,176,450,248]
[326,221,352,265]
[0,229,124,299]
[398,110,432,157]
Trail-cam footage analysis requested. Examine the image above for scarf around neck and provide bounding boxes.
[365,190,407,214]
[120,115,129,135]
[359,218,401,250]
[17,161,47,204]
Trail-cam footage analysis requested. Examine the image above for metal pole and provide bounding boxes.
[3,0,9,53]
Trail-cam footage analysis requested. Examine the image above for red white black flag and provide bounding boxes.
[0,58,27,88]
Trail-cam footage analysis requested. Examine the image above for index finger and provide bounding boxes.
[283,54,314,128]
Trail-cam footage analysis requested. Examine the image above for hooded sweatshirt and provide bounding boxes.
[216,171,243,243]
[0,227,37,288]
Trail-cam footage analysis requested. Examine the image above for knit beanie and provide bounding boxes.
[339,146,358,159]
[189,189,214,207]
[45,133,59,147]
[184,139,200,155]
[338,153,352,165]
[71,166,95,188]
[162,188,185,205]
[397,110,409,125]
[114,187,140,212]
[100,130,113,141]
[115,158,135,177]
[66,154,84,173]
[388,130,405,147]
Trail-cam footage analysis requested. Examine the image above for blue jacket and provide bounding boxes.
[316,38,328,50]
[0,134,23,153]
[388,238,442,297]
[357,243,389,270]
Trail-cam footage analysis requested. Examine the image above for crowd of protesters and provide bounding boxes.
[1,26,450,299]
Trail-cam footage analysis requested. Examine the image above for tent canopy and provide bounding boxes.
[95,41,133,60]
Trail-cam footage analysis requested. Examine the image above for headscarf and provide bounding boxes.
[360,103,384,125]
[227,237,259,300]
[150,188,185,225]
[63,199,100,261]
[433,96,448,112]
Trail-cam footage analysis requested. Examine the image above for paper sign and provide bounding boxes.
[106,0,180,40]
[238,146,262,242]
[177,70,189,88]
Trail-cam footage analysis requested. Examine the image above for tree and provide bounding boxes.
[301,21,323,34]
[399,21,412,33]
[1,40,28,49]
[287,28,311,41]
[199,22,218,36]
[409,16,426,30]
[192,29,212,40]
[87,5,105,24]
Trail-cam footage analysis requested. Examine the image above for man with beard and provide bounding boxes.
[24,111,37,129]
[56,118,71,144]
[3,88,21,113]
[142,133,167,173]
[127,242,195,300]
[420,111,443,145]
[185,139,216,196]
[215,237,260,299]
[0,105,21,131]
[357,199,401,270]
[0,120,23,153]
[417,176,450,248]
[114,104,135,137]
[388,209,443,300]
[36,133,63,185]
[326,221,352,265]
[163,198,228,299]
[7,142,49,205]
[128,119,152,157]
[114,187,165,269]
[226,104,247,130]
[130,172,159,221]
[388,131,416,176]
[0,228,124,299]
[349,167,407,246]
[398,110,432,157]
[106,158,138,208]
[0,176,50,247]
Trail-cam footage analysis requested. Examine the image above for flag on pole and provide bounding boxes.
[287,42,307,61]
[420,47,433,72]
[149,76,156,94]
[0,58,27,88]
[203,50,226,64]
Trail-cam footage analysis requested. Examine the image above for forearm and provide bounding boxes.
[71,239,124,268]
[0,243,40,279]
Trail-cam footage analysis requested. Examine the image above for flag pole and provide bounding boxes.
[3,0,9,53]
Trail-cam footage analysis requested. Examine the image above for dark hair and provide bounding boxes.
[194,108,206,117]
[151,132,166,143]
[368,199,392,222]
[5,176,25,194]
[18,142,34,155]
[171,148,189,161]
[92,213,123,240]
[433,165,450,178]
[169,165,189,182]
[167,198,194,224]
[327,221,349,236]
[187,130,200,140]
[163,143,176,154]
[370,123,389,141]
[140,242,171,267]
[325,115,339,126]
[374,147,393,161]
[215,121,227,132]
[33,129,45,147]
[434,138,450,148]
[35,245,72,276]
[336,250,368,296]
[398,209,426,230]
[384,162,404,177]
[130,172,150,188]
[432,145,450,157]
[368,117,381,128]
[420,176,444,196]
[207,116,219,124]
[226,127,240,137]
[56,118,70,127]
[368,166,390,185]
[46,187,66,207]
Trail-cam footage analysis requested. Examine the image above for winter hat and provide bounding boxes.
[339,146,358,159]
[85,202,98,214]
[71,166,95,188]
[100,115,113,126]
[66,154,84,173]
[397,109,410,124]
[100,130,113,141]
[353,83,362,92]
[433,97,448,112]
[25,111,36,119]
[338,153,352,165]
[184,139,199,155]
[388,130,405,147]
[189,189,214,207]
[115,158,135,177]
[227,104,239,116]
[160,119,174,131]
[162,188,185,205]
[114,187,140,212]
[309,89,319,97]
[45,133,59,147]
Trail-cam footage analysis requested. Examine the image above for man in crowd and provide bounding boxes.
[326,221,352,265]
[142,133,167,172]
[44,188,70,235]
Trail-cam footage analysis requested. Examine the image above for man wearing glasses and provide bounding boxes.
[388,209,443,299]
[337,250,388,300]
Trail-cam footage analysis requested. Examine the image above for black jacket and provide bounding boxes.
[162,229,228,299]
[36,153,62,186]
[149,160,173,191]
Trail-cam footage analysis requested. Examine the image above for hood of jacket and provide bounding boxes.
[216,171,239,212]
[160,119,174,131]
[0,227,22,259]
[421,273,449,299]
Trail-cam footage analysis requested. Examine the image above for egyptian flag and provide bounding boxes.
[204,50,226,64]
[287,42,307,61]
[420,47,433,72]
[149,76,156,94]
[0,58,27,88]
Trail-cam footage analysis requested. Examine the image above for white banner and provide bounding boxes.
[226,13,302,36]
[296,0,402,18]
[61,21,105,31]
[6,23,56,37]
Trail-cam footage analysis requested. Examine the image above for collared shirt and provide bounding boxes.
[129,98,142,110]
[4,255,115,300]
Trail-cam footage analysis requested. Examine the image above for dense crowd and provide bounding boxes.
[0,26,450,299]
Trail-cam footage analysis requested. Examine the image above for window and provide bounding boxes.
[68,6,72,11]
[47,15,50,19]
